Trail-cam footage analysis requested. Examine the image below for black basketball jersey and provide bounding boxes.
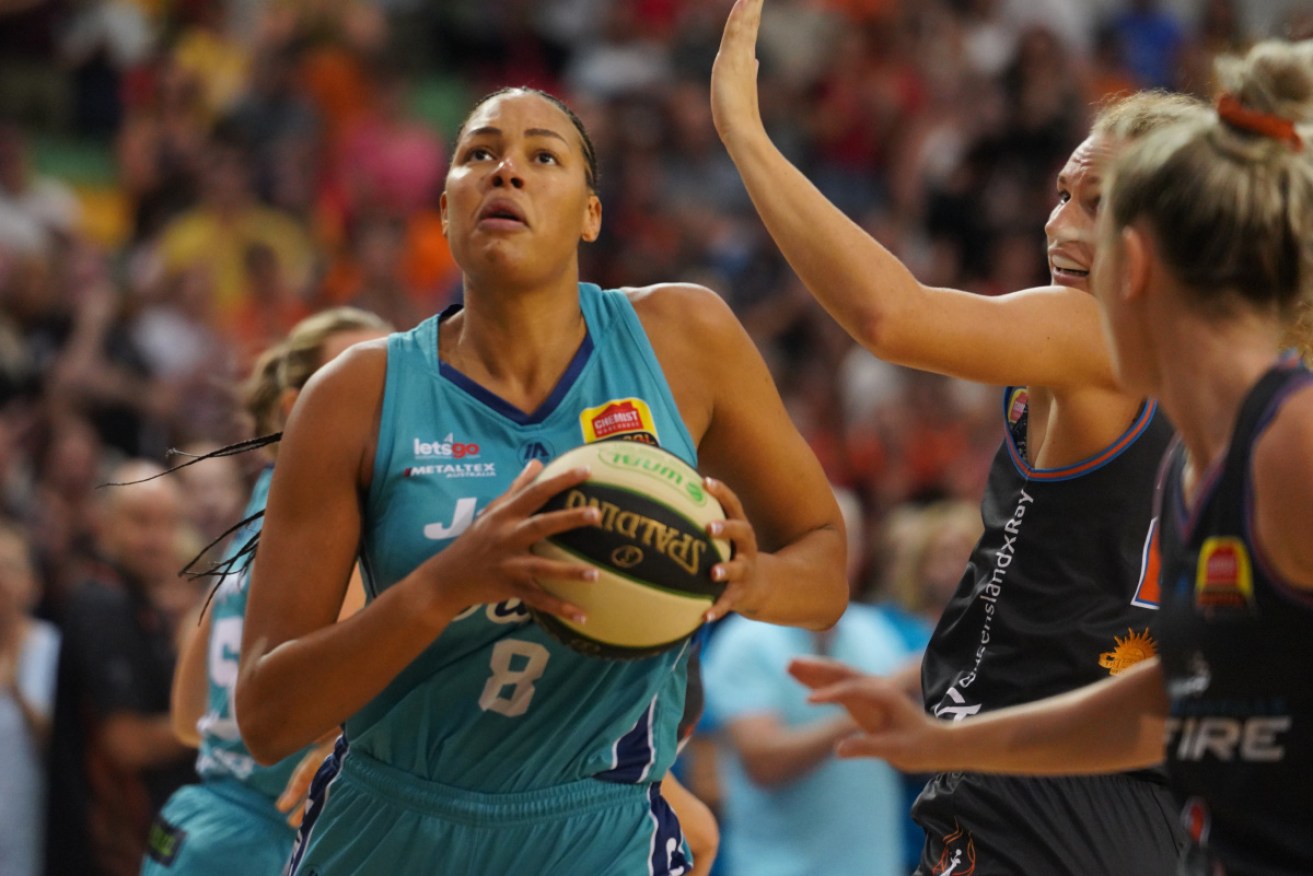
[923,388,1173,720]
[1158,361,1313,876]
[913,387,1183,875]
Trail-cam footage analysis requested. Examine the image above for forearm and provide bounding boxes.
[721,130,926,356]
[736,714,855,787]
[237,573,456,764]
[170,613,209,747]
[740,527,847,629]
[101,713,193,769]
[939,660,1168,775]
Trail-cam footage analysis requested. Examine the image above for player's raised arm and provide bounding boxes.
[711,0,1118,390]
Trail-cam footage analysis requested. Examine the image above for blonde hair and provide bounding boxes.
[243,307,393,435]
[1091,90,1209,142]
[1106,40,1313,323]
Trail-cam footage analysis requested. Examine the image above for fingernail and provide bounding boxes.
[583,568,599,581]
[704,476,719,488]
[711,566,725,581]
[574,466,591,477]
[574,613,587,624]
[585,508,600,523]
[708,521,722,536]
[704,609,718,623]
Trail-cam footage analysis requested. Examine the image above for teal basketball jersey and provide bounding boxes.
[195,467,307,804]
[350,283,697,792]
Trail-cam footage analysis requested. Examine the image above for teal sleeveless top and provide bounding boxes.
[196,467,310,803]
[350,283,698,792]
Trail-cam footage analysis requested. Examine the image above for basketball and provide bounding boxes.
[529,441,731,660]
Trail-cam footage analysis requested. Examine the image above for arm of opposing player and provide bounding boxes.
[792,655,1168,774]
[637,284,847,630]
[1251,383,1313,590]
[710,0,1116,391]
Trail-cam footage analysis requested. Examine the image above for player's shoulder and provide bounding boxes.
[300,336,389,398]
[623,282,739,340]
[1254,378,1313,483]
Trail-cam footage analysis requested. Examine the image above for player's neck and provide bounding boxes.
[1158,314,1283,481]
[443,286,587,410]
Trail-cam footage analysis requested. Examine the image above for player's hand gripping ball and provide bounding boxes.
[529,441,730,660]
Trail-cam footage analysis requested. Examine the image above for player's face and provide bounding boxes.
[1044,134,1117,293]
[441,92,601,288]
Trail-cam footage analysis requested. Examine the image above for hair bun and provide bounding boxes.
[1216,39,1313,127]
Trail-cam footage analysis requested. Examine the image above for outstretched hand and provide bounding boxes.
[711,0,767,146]
[789,656,954,772]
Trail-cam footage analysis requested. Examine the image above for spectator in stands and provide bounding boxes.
[45,459,198,876]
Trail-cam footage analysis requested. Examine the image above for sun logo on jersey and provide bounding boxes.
[1098,628,1158,676]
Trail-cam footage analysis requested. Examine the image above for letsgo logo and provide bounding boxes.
[413,433,481,459]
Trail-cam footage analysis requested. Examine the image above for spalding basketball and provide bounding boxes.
[529,441,730,660]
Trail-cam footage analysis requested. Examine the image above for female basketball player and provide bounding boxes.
[235,87,847,875]
[712,1,1200,872]
[142,308,392,876]
[795,37,1313,876]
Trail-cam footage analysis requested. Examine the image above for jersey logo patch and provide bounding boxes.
[520,439,554,463]
[580,398,659,445]
[1006,387,1028,425]
[1195,536,1254,612]
[932,821,977,875]
[1097,627,1157,676]
[146,816,187,866]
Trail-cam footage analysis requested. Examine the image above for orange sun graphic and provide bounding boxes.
[1098,628,1158,676]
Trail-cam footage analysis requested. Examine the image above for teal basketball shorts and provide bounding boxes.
[141,780,297,876]
[288,746,693,876]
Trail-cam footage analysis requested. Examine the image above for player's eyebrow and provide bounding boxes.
[465,126,570,145]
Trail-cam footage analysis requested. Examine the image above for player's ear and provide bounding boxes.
[1121,225,1151,305]
[581,194,602,243]
[440,191,449,238]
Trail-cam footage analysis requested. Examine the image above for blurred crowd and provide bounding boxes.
[1,0,1309,874]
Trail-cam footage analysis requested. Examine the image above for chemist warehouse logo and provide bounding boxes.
[580,398,660,446]
[404,434,497,479]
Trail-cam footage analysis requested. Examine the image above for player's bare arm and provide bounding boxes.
[633,282,847,630]
[237,342,598,763]
[710,0,1118,393]
[791,654,1169,775]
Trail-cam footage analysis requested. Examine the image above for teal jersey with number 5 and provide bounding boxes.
[196,467,311,803]
[350,284,697,792]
